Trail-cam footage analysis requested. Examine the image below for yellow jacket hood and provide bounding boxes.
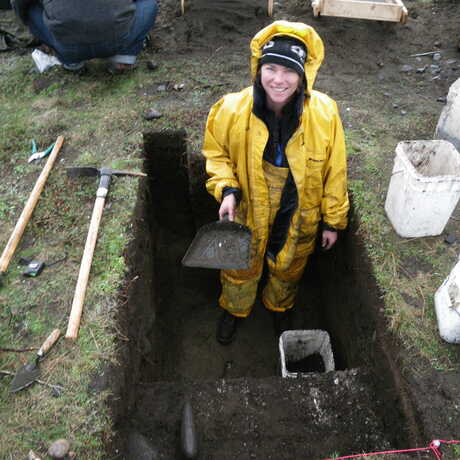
[250,21,324,96]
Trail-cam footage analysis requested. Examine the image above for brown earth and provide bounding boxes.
[106,1,460,459]
[3,0,460,458]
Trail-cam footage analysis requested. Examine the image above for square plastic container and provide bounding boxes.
[385,140,460,237]
[279,330,335,378]
[434,257,460,344]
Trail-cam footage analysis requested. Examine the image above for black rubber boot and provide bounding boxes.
[273,310,292,337]
[217,310,239,345]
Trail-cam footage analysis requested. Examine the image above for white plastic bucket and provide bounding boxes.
[434,257,460,344]
[384,140,460,237]
[435,77,460,151]
[279,330,335,378]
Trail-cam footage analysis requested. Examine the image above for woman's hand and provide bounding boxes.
[219,193,237,221]
[322,230,337,250]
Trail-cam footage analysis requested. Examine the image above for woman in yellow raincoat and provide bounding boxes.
[202,21,349,344]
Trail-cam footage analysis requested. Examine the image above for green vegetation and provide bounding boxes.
[346,125,459,372]
[0,41,248,456]
[0,0,459,456]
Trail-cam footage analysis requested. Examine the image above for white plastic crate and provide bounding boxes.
[385,140,460,238]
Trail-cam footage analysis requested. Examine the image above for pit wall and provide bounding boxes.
[317,208,424,447]
[110,129,422,454]
[107,171,156,456]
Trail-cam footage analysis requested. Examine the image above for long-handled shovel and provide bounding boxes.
[65,167,146,341]
[0,136,65,286]
[10,328,61,393]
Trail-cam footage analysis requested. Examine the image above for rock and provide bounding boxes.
[143,108,162,120]
[433,52,442,61]
[416,66,427,74]
[146,61,158,71]
[445,234,456,245]
[392,102,399,109]
[437,96,447,103]
[156,83,168,92]
[48,439,70,459]
[28,450,41,460]
[181,400,198,459]
[399,64,413,73]
[400,110,407,115]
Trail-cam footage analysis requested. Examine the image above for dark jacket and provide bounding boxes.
[12,0,135,45]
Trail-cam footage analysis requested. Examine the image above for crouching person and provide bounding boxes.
[11,0,158,73]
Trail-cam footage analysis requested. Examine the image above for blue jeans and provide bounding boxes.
[27,0,158,66]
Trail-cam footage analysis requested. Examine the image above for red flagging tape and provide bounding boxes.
[323,440,460,460]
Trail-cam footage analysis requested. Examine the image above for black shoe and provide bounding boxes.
[217,310,238,345]
[273,310,292,337]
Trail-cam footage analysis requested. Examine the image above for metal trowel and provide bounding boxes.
[182,217,252,270]
[10,328,61,393]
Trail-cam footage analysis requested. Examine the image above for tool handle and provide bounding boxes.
[66,195,106,340]
[37,328,61,358]
[0,136,65,274]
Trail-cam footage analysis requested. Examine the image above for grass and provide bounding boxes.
[0,42,236,457]
[0,51,150,457]
[346,125,460,372]
[1,0,459,455]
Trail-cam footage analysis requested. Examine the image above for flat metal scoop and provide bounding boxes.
[10,329,61,393]
[182,218,252,270]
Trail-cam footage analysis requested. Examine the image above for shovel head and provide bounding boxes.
[10,361,40,393]
[182,220,252,270]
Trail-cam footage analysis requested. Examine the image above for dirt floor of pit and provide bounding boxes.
[109,132,413,460]
[107,0,460,459]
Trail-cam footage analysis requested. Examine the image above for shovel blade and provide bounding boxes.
[10,363,40,393]
[182,220,252,270]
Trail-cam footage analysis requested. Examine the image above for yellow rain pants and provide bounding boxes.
[220,161,318,317]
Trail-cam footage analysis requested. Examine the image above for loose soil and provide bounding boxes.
[2,0,460,458]
[110,1,460,459]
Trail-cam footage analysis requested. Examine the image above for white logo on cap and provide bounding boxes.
[263,41,275,50]
[291,45,306,61]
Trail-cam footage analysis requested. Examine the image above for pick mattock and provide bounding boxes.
[65,166,146,340]
[0,136,65,286]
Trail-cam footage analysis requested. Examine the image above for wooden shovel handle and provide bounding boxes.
[66,195,106,340]
[37,328,61,358]
[268,0,273,16]
[0,136,65,274]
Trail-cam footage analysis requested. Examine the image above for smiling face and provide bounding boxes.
[260,62,301,115]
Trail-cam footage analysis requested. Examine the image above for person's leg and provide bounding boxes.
[108,0,158,66]
[216,261,263,344]
[263,237,316,335]
[26,4,86,68]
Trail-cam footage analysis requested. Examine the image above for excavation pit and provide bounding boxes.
[115,130,415,459]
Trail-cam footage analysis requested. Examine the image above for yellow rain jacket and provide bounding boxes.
[203,21,349,292]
